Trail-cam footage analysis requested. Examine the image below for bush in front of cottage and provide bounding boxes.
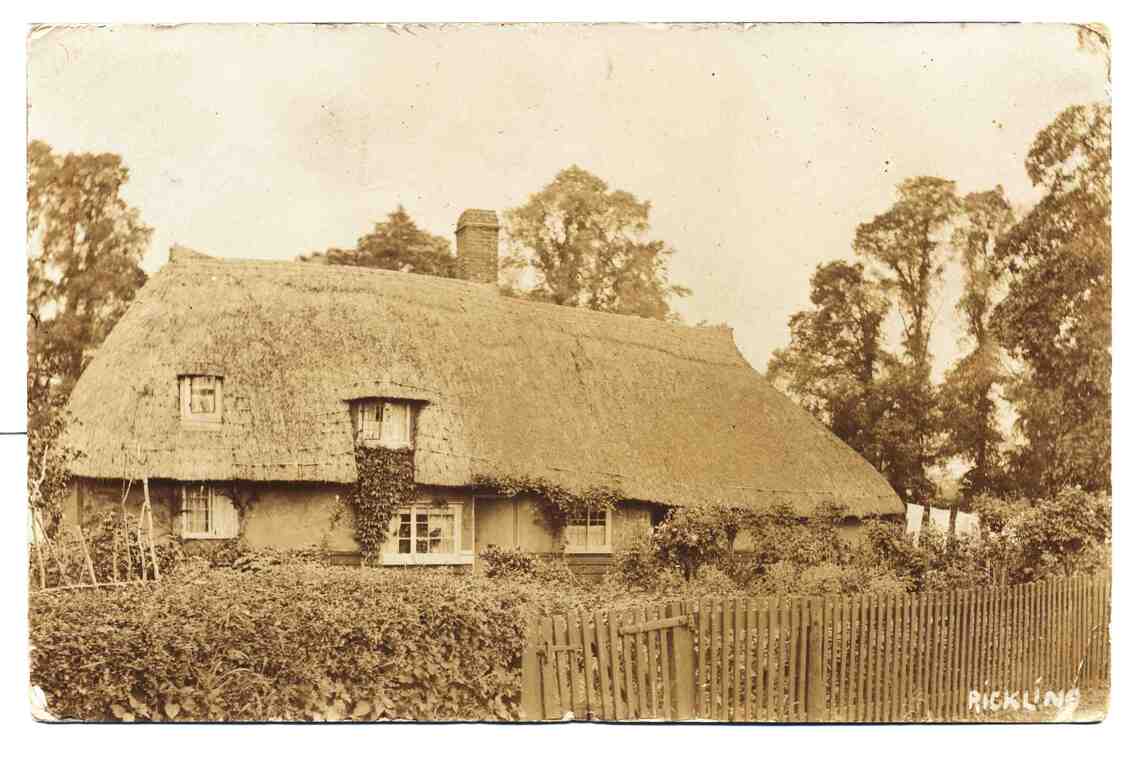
[29,564,529,721]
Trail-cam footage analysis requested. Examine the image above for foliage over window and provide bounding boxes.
[348,445,417,560]
[472,474,618,548]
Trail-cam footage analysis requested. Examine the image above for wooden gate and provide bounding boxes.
[522,601,696,720]
[521,574,1111,722]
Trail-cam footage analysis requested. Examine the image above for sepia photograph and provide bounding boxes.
[23,20,1111,724]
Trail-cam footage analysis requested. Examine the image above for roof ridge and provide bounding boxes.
[162,252,738,343]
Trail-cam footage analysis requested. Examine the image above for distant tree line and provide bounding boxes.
[299,165,691,322]
[766,102,1111,506]
[27,99,1108,522]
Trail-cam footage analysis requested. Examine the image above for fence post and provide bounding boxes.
[806,596,826,721]
[521,613,542,721]
[670,601,696,719]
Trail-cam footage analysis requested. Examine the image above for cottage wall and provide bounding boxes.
[71,477,180,541]
[240,485,354,552]
[61,479,722,578]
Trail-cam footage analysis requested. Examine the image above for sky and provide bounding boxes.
[26,23,1108,376]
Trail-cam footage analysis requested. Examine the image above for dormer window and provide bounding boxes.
[351,398,414,448]
[179,375,223,426]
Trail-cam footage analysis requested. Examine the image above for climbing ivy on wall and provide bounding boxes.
[472,474,619,547]
[349,446,417,560]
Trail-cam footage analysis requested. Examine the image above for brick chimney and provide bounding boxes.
[455,209,500,285]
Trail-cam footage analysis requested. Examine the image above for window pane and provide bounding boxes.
[380,401,410,446]
[189,377,216,414]
[394,513,411,553]
[357,401,381,441]
[414,512,428,552]
[428,512,454,553]
[184,485,211,534]
[566,524,586,548]
[587,520,606,548]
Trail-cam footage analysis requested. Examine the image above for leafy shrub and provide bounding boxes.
[859,487,1111,590]
[1002,487,1111,580]
[649,504,737,580]
[227,545,330,573]
[751,560,908,597]
[608,528,666,589]
[532,556,578,588]
[30,565,530,721]
[478,546,576,588]
[479,546,539,579]
[687,564,745,595]
[746,501,854,572]
[29,509,184,590]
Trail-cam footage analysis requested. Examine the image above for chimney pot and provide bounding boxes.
[455,209,499,285]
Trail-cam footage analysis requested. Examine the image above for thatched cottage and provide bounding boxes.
[61,209,901,574]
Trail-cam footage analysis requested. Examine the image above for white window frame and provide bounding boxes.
[379,501,472,566]
[353,400,383,442]
[179,375,223,426]
[179,483,238,540]
[352,398,414,449]
[564,506,613,554]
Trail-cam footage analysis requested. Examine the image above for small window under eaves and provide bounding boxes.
[179,375,223,426]
[351,398,414,448]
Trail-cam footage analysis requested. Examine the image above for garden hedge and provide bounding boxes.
[30,565,533,721]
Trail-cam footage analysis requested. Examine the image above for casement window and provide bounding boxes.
[380,501,471,565]
[179,483,239,539]
[179,375,223,425]
[564,506,612,553]
[351,398,414,448]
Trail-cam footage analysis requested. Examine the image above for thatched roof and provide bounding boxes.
[63,250,902,517]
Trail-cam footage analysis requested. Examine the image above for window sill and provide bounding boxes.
[379,552,474,566]
[356,439,413,450]
[180,420,223,431]
[564,547,613,555]
[180,533,236,541]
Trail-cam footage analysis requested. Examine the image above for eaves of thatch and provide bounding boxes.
[63,250,902,517]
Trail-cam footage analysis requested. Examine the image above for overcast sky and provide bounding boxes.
[27,23,1107,375]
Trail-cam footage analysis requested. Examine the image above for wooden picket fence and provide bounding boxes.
[521,573,1110,721]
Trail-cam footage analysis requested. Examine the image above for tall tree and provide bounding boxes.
[992,103,1111,495]
[299,205,456,277]
[27,140,151,407]
[504,166,690,320]
[767,260,889,463]
[27,141,150,534]
[853,176,959,370]
[853,176,959,500]
[940,187,1016,499]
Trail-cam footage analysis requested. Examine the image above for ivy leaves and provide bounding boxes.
[473,474,618,546]
[349,446,417,559]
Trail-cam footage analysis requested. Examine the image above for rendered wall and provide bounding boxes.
[63,479,651,574]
